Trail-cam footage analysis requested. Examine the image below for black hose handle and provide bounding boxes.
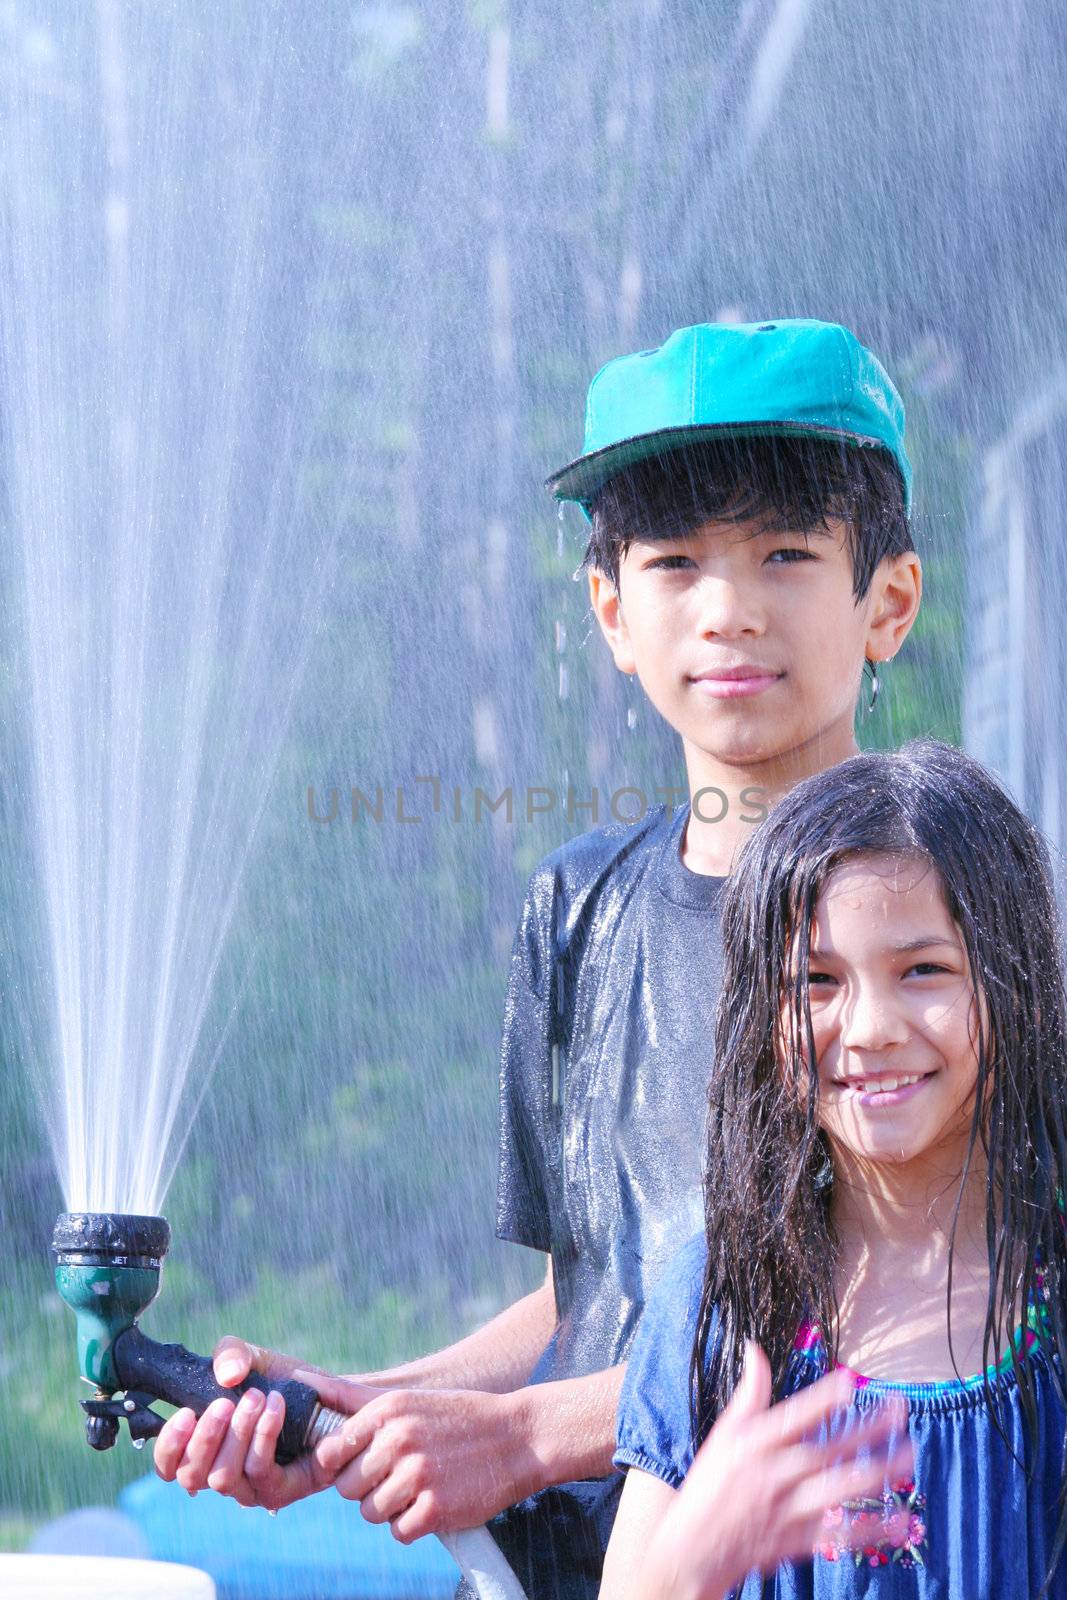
[113,1325,320,1465]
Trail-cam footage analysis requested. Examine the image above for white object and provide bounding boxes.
[0,1555,215,1598]
[440,1528,529,1600]
[310,1404,528,1600]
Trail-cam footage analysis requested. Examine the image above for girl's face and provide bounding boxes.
[799,852,983,1169]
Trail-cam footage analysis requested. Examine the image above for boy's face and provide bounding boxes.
[588,516,918,770]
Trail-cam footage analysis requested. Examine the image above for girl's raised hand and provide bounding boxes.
[645,1342,913,1600]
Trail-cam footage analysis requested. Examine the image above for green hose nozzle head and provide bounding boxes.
[51,1211,325,1464]
[52,1212,170,1394]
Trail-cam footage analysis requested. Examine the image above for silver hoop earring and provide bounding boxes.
[626,667,639,729]
[864,658,881,716]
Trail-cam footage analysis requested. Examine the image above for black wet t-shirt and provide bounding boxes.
[488,802,726,1599]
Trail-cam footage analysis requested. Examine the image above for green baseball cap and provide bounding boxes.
[546,318,912,516]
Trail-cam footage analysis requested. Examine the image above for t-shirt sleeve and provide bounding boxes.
[614,1232,712,1490]
[495,866,558,1253]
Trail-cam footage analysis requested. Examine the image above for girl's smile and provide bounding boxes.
[803,852,981,1168]
[826,1069,937,1108]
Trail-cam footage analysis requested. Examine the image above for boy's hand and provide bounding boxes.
[153,1337,378,1512]
[643,1343,913,1600]
[314,1385,538,1542]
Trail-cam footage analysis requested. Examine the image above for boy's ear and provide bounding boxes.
[865,550,923,665]
[587,567,637,676]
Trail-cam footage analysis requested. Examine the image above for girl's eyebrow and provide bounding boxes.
[808,936,961,959]
[891,936,961,953]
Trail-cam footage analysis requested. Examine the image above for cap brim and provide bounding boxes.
[545,422,896,510]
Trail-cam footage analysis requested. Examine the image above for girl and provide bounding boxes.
[602,740,1067,1599]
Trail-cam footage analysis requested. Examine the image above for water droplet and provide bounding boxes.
[131,1437,144,1451]
[558,663,569,700]
[626,706,638,730]
[557,504,566,557]
[555,619,566,653]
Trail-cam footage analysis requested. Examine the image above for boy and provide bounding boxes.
[155,320,922,1599]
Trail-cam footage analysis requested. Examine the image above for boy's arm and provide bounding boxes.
[343,1259,555,1392]
[154,1275,625,1525]
[313,1359,624,1540]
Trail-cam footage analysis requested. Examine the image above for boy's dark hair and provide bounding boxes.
[691,739,1067,1590]
[584,435,913,600]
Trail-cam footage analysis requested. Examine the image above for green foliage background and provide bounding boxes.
[1,0,1061,1538]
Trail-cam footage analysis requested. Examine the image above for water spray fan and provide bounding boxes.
[51,1212,343,1459]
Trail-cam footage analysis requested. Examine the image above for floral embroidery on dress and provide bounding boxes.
[796,1266,1053,1574]
[815,1479,928,1569]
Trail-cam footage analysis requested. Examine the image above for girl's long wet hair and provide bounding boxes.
[691,739,1067,1574]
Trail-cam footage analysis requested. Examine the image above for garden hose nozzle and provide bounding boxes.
[51,1212,344,1460]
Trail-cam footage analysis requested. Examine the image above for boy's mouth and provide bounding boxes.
[688,665,784,700]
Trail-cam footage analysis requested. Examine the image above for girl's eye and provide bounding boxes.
[809,963,952,983]
[766,547,815,564]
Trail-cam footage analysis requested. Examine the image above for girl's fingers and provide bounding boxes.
[775,1403,912,1491]
[732,1342,772,1415]
[767,1443,900,1528]
[750,1366,859,1448]
[797,1438,916,1522]
[825,1401,910,1478]
[812,1396,907,1462]
[758,1399,910,1531]
[840,1504,911,1556]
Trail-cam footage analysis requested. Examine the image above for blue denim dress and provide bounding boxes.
[614,1233,1067,1597]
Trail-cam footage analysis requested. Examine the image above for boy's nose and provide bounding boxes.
[694,576,763,637]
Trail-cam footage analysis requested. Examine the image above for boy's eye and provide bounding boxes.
[644,554,694,571]
[807,971,837,987]
[766,547,816,564]
[642,548,814,571]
